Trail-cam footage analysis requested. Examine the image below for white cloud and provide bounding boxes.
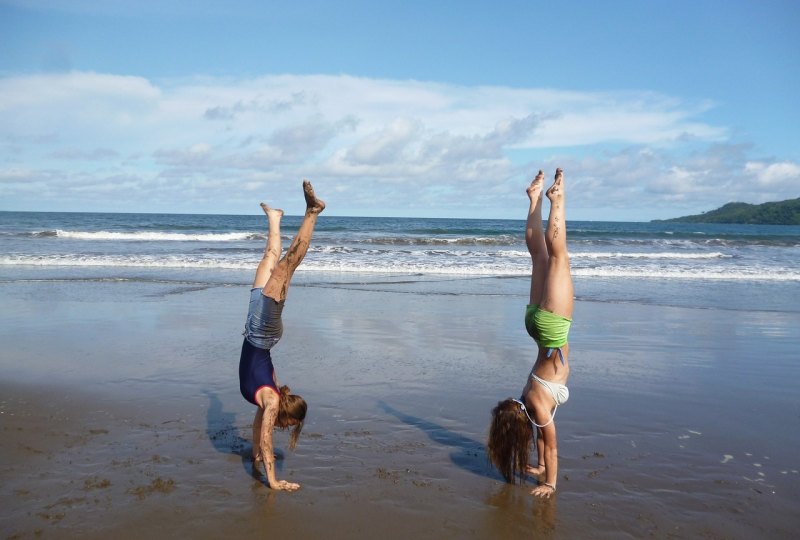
[0,71,795,217]
[558,143,799,219]
[345,117,420,166]
[745,161,800,187]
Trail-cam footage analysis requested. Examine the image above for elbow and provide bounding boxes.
[542,432,559,453]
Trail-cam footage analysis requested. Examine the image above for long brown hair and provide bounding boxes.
[277,385,307,450]
[487,398,534,483]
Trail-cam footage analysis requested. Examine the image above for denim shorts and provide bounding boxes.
[243,288,285,350]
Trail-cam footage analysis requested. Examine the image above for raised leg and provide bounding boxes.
[252,204,284,289]
[526,170,549,306]
[540,168,574,319]
[263,180,325,302]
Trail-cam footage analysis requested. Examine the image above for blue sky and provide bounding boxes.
[1,0,798,220]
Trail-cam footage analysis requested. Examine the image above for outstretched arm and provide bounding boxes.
[531,420,558,498]
[258,389,300,491]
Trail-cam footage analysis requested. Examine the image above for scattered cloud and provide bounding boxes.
[204,91,308,121]
[0,71,796,218]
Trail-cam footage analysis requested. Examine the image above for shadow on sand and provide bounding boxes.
[378,400,502,481]
[204,390,285,486]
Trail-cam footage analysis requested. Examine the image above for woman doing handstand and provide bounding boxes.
[239,180,325,491]
[488,168,573,498]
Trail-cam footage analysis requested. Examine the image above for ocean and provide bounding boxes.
[1,210,798,313]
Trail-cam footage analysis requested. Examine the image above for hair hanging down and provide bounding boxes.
[487,399,534,483]
[277,385,307,450]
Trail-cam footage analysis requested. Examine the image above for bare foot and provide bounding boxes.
[260,202,284,219]
[526,463,546,476]
[527,170,545,202]
[546,168,564,202]
[302,180,326,214]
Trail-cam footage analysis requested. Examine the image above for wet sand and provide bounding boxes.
[1,279,799,539]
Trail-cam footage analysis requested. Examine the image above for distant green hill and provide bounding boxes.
[655,198,800,225]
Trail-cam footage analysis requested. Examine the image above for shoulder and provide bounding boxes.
[256,386,280,410]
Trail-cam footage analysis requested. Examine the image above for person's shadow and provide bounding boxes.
[378,400,502,481]
[204,390,284,486]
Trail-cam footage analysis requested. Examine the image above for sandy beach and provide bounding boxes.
[2,277,799,539]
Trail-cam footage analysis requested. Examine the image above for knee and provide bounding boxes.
[533,253,549,265]
[548,253,570,268]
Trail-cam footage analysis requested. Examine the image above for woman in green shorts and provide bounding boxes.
[488,168,573,498]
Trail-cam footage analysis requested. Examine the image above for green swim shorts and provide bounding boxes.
[525,304,572,348]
